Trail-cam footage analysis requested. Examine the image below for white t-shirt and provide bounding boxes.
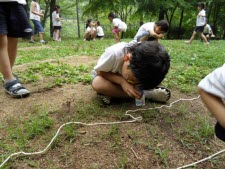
[94,42,128,74]
[97,26,104,36]
[198,63,225,98]
[86,26,96,35]
[203,24,212,34]
[30,1,41,21]
[0,0,26,4]
[196,9,206,26]
[52,11,61,26]
[113,18,127,32]
[134,22,155,42]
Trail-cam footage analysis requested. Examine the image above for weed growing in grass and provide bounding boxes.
[154,147,169,166]
[19,62,92,85]
[116,153,129,169]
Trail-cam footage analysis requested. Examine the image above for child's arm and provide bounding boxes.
[199,88,225,128]
[31,2,44,17]
[97,71,141,99]
[148,30,164,39]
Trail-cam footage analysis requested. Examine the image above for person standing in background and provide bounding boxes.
[29,0,47,44]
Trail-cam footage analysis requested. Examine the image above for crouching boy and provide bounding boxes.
[91,41,171,104]
[198,64,225,142]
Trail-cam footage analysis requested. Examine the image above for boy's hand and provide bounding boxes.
[121,80,141,99]
[158,33,164,38]
[40,13,44,17]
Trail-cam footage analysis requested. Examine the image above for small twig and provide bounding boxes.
[131,147,142,160]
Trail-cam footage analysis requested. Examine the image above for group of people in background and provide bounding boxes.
[0,0,224,150]
[29,0,62,43]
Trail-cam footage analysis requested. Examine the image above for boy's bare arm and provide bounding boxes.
[97,71,141,98]
[148,30,164,39]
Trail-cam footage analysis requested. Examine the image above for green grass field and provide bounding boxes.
[0,38,225,169]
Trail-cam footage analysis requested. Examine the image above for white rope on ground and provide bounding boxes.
[1,96,224,169]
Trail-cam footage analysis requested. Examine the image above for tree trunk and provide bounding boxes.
[158,6,164,20]
[76,0,80,38]
[178,8,184,39]
[41,0,50,28]
[49,0,56,37]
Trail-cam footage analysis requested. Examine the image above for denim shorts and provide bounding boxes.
[0,2,32,37]
[32,19,44,34]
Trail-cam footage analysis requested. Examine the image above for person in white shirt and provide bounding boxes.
[108,12,127,42]
[198,63,225,142]
[91,41,171,105]
[84,19,97,41]
[129,20,169,46]
[96,21,104,40]
[0,0,32,97]
[202,21,215,42]
[29,0,47,44]
[185,2,209,45]
[52,5,62,41]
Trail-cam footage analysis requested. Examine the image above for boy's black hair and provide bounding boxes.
[86,19,92,28]
[127,41,170,90]
[155,20,169,33]
[54,5,60,11]
[108,12,117,18]
[96,21,100,26]
[197,2,205,9]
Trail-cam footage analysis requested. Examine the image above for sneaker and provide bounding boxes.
[29,40,35,43]
[205,42,210,45]
[144,87,171,103]
[3,79,30,98]
[184,41,191,44]
[40,40,47,44]
[97,93,111,105]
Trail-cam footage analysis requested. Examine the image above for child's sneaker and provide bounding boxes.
[3,79,30,98]
[29,40,35,43]
[184,41,191,44]
[40,40,47,44]
[97,93,111,105]
[144,87,171,103]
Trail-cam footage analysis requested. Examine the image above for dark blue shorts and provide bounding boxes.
[31,19,44,34]
[215,122,225,142]
[194,26,204,33]
[0,2,32,37]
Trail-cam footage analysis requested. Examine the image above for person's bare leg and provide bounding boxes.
[186,31,197,44]
[7,37,18,69]
[198,88,225,128]
[0,35,14,81]
[30,35,35,41]
[39,32,44,40]
[92,76,128,98]
[200,33,209,43]
[91,31,97,40]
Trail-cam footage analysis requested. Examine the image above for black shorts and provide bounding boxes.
[96,35,104,39]
[53,26,62,30]
[194,26,204,33]
[0,2,32,37]
[215,122,225,142]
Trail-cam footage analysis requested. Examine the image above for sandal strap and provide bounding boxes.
[4,79,26,94]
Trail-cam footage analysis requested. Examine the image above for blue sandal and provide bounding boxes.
[3,79,30,98]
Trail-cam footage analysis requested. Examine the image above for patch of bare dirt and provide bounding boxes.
[1,56,225,169]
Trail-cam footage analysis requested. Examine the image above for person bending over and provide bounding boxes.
[91,41,171,105]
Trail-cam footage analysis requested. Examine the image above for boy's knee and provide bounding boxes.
[91,76,103,92]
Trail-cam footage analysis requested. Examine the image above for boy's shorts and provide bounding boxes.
[0,2,32,37]
[32,19,44,34]
[194,26,204,33]
[198,63,225,98]
[215,122,225,142]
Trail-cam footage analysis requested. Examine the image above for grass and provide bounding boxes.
[0,38,225,168]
